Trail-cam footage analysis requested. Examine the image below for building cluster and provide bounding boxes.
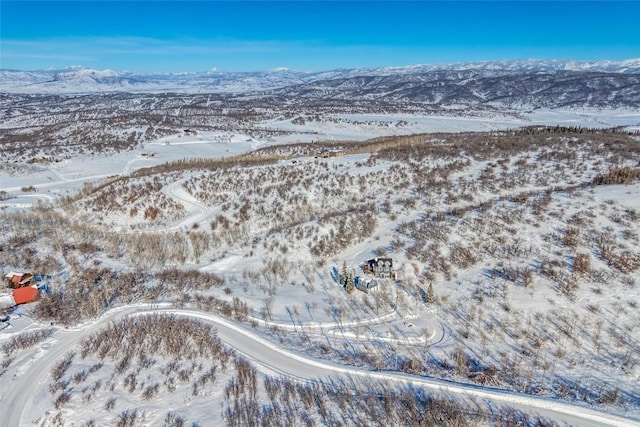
[354,257,396,294]
[4,271,40,305]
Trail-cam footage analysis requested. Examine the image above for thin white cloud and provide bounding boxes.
[0,51,97,62]
[0,35,343,71]
[1,36,306,58]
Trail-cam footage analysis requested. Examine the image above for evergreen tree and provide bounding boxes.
[346,272,355,294]
[341,261,348,287]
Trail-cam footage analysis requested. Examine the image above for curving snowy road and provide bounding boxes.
[162,179,212,231]
[2,304,637,427]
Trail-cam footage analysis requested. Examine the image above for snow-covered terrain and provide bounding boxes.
[2,125,639,425]
[0,111,635,218]
[1,60,639,426]
[2,305,637,426]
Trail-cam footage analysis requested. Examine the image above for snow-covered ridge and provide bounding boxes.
[410,58,640,74]
[0,68,313,94]
[1,59,639,94]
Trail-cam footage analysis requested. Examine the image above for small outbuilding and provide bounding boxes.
[5,271,34,289]
[318,148,345,158]
[12,286,39,305]
[355,277,379,294]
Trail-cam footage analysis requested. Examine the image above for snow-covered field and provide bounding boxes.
[1,109,640,426]
[265,109,640,140]
[0,132,258,211]
[2,108,639,199]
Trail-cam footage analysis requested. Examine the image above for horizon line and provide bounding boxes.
[3,57,640,74]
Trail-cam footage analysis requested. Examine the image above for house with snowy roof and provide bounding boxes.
[363,257,395,279]
[5,271,34,289]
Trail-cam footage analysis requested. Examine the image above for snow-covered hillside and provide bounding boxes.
[1,127,639,425]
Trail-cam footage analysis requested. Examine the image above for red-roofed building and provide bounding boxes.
[12,286,39,305]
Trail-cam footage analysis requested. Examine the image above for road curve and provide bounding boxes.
[2,304,637,427]
[163,179,211,231]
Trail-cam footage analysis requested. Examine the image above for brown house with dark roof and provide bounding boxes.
[5,271,34,289]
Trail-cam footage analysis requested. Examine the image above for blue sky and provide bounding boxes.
[1,1,639,72]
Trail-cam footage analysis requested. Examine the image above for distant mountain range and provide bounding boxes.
[267,70,640,109]
[2,60,639,110]
[1,59,639,95]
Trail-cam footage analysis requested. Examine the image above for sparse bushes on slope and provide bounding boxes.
[224,375,557,427]
[592,166,640,185]
[1,328,54,356]
[32,267,226,326]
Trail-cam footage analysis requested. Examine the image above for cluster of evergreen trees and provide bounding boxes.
[340,261,355,293]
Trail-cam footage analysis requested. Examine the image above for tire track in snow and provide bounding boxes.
[246,311,445,345]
